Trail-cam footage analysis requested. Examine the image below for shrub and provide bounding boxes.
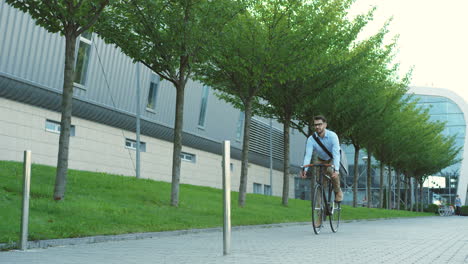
[424,204,439,214]
[460,205,468,216]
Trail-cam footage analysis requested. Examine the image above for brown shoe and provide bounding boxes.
[335,190,343,202]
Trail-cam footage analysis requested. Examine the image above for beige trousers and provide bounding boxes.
[316,158,341,194]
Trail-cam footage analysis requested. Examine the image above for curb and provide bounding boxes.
[0,216,435,251]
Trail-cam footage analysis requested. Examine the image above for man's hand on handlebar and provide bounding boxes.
[300,169,307,179]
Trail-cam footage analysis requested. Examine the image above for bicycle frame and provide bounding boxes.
[303,163,341,234]
[312,165,334,216]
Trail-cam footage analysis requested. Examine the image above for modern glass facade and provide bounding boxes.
[412,94,466,203]
[413,95,465,172]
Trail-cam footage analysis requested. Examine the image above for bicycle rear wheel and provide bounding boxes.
[311,184,324,234]
[329,191,341,233]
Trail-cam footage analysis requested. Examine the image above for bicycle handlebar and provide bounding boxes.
[302,163,333,169]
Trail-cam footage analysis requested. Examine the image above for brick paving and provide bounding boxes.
[1,216,467,264]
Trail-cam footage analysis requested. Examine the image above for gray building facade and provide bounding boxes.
[0,1,306,197]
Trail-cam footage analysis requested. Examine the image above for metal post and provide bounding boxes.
[222,141,231,255]
[427,185,430,206]
[20,150,32,250]
[269,118,273,195]
[392,174,398,209]
[387,167,391,209]
[135,62,141,178]
[448,175,451,204]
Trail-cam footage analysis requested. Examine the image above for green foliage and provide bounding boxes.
[96,0,243,83]
[424,204,439,214]
[0,161,431,245]
[460,206,468,216]
[6,0,110,36]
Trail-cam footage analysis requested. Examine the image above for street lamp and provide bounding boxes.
[448,175,451,204]
[363,156,370,206]
[361,156,368,205]
[266,104,273,196]
[360,156,368,177]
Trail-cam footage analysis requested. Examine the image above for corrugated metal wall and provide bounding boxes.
[0,0,307,167]
[0,1,65,90]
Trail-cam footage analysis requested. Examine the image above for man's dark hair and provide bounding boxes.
[313,115,327,123]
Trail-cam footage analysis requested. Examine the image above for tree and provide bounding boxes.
[408,130,460,211]
[95,0,242,206]
[386,97,460,210]
[6,0,110,200]
[194,2,275,207]
[304,26,409,207]
[260,0,374,206]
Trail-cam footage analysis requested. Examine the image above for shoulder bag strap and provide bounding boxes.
[312,133,333,160]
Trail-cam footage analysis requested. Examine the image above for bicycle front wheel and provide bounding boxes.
[329,191,341,233]
[311,184,324,235]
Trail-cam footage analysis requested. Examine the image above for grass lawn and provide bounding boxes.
[0,161,432,245]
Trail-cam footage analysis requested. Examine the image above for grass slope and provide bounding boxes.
[0,161,431,244]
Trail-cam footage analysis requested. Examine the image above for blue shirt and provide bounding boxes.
[302,129,340,171]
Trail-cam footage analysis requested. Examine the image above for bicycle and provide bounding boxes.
[303,163,341,234]
[438,205,454,216]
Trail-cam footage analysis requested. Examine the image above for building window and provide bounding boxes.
[74,31,92,87]
[125,138,146,152]
[264,185,271,196]
[198,86,210,128]
[45,119,75,136]
[253,183,262,194]
[236,111,244,141]
[146,74,159,111]
[181,152,196,163]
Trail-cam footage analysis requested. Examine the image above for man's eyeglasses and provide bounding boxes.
[313,123,324,127]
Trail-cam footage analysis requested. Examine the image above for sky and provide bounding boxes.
[349,0,468,101]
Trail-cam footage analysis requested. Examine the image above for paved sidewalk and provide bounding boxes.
[1,216,467,264]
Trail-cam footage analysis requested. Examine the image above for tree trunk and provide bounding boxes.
[53,33,77,201]
[396,171,401,210]
[387,166,391,209]
[419,181,424,212]
[281,114,291,206]
[379,161,384,208]
[170,79,186,207]
[238,99,253,207]
[352,146,360,207]
[367,152,371,208]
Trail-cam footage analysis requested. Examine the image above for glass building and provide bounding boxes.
[410,88,467,205]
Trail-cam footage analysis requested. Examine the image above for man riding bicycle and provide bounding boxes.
[300,115,343,202]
